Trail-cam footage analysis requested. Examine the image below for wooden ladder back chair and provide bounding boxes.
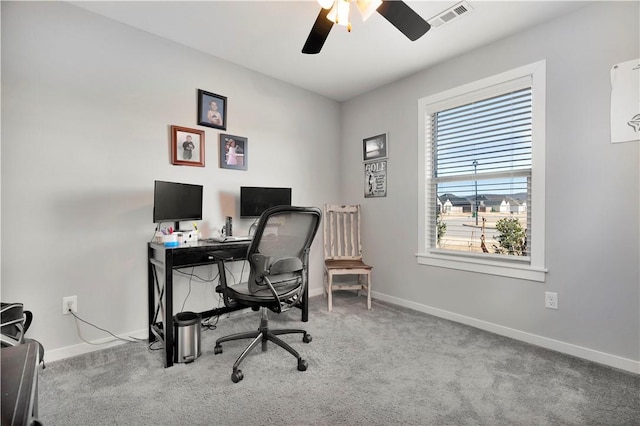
[323,204,372,311]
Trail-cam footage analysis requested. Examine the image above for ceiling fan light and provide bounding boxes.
[327,0,351,26]
[317,0,334,9]
[356,0,382,22]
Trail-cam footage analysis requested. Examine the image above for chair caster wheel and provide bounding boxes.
[297,359,308,371]
[214,345,222,355]
[303,333,312,343]
[231,369,244,383]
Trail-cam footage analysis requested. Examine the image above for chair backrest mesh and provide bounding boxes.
[247,206,321,293]
[323,204,363,261]
[1,303,26,346]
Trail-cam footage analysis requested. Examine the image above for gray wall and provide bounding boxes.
[1,1,341,357]
[341,1,639,371]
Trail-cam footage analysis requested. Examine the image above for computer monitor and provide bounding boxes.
[240,186,292,218]
[153,180,203,230]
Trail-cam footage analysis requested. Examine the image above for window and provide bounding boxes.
[417,61,547,281]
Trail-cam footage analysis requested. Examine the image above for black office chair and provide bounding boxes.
[1,302,45,367]
[213,205,322,383]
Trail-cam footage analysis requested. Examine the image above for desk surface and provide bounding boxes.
[150,239,251,250]
[149,239,251,267]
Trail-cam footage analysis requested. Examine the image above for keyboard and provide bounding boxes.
[204,236,252,243]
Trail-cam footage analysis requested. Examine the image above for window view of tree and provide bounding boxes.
[436,212,447,245]
[492,217,527,256]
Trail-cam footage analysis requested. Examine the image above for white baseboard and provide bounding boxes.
[372,291,639,375]
[45,328,149,363]
[308,287,324,298]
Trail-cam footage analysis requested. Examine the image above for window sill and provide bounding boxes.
[415,251,547,282]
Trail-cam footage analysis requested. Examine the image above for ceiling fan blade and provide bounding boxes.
[377,1,430,41]
[302,8,334,54]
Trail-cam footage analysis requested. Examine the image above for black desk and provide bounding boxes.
[1,342,41,426]
[147,240,309,368]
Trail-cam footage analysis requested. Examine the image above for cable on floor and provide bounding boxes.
[70,311,142,345]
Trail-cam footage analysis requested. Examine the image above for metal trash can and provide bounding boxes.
[173,311,201,363]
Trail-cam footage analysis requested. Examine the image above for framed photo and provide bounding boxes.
[171,125,204,167]
[363,133,388,162]
[219,134,247,170]
[364,161,387,198]
[197,89,227,130]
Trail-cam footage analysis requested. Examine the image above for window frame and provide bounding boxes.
[417,60,547,282]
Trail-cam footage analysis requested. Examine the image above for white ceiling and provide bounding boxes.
[70,1,591,102]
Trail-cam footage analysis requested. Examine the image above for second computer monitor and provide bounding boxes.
[240,186,292,218]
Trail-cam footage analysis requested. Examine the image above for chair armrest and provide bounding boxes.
[209,254,240,309]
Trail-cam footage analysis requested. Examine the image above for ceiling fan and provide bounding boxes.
[302,0,431,54]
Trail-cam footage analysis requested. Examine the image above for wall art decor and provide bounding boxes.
[610,58,640,143]
[364,160,387,198]
[363,133,388,162]
[219,133,247,171]
[171,125,204,167]
[198,89,227,130]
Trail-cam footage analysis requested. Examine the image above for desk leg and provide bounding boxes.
[301,260,309,322]
[302,284,309,322]
[147,245,155,343]
[164,251,174,368]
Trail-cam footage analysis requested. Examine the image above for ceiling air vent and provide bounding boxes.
[427,1,474,29]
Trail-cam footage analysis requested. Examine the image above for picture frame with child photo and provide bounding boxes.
[197,89,227,130]
[171,125,205,167]
[219,134,247,171]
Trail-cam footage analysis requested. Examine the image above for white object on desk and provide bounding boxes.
[179,230,199,243]
[163,233,179,247]
[207,235,252,243]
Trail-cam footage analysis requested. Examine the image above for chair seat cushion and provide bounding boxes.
[228,280,300,303]
[324,259,372,270]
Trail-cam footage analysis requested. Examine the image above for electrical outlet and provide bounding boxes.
[545,292,558,310]
[62,296,78,315]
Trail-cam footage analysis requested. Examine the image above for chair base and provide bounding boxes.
[213,308,311,383]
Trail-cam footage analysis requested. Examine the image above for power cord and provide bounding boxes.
[201,293,228,331]
[175,268,219,282]
[148,340,164,351]
[175,266,221,312]
[180,267,195,312]
[202,314,219,331]
[67,303,142,345]
[174,265,225,331]
[149,225,159,243]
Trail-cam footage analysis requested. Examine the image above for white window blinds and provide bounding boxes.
[434,87,532,178]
